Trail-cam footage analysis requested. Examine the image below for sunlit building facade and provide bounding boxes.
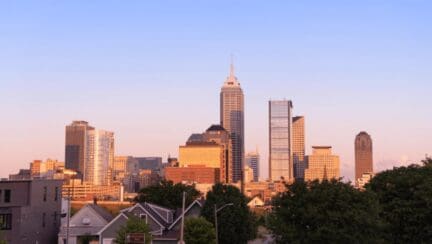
[355,131,373,186]
[84,130,114,186]
[304,146,340,181]
[269,100,293,181]
[220,64,245,184]
[293,116,306,179]
[65,121,94,176]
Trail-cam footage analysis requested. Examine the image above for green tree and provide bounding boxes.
[366,157,432,243]
[115,216,151,244]
[184,217,216,244]
[201,183,257,244]
[269,179,383,244]
[135,180,201,209]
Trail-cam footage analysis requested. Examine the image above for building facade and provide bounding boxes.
[165,165,220,184]
[355,131,373,186]
[292,116,306,179]
[202,125,232,183]
[30,159,64,179]
[269,100,293,182]
[304,146,340,181]
[220,63,245,184]
[245,151,259,182]
[84,129,115,186]
[65,121,94,177]
[0,179,62,244]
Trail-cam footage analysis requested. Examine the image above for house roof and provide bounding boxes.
[87,204,114,222]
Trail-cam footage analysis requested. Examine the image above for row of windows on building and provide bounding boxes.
[0,212,58,230]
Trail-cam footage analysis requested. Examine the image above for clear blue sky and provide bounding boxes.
[1,1,431,181]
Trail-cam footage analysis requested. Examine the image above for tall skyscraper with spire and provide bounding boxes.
[220,62,245,185]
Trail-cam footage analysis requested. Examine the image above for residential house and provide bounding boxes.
[98,199,203,244]
[58,203,113,244]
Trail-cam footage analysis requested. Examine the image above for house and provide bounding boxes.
[98,199,203,244]
[0,179,63,244]
[58,203,114,244]
[247,196,265,208]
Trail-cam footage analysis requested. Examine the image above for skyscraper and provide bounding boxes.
[355,132,373,185]
[246,151,260,182]
[84,129,114,185]
[292,116,305,179]
[220,63,244,184]
[65,121,94,176]
[304,146,340,181]
[269,100,293,182]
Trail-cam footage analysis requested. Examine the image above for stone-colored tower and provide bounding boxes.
[220,63,245,185]
[355,131,373,185]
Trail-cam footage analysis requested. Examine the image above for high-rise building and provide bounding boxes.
[246,151,259,182]
[220,63,245,184]
[304,146,340,181]
[65,121,94,176]
[84,129,114,186]
[269,100,293,182]
[355,132,373,185]
[292,116,306,179]
[203,125,232,183]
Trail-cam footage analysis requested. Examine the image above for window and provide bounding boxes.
[0,214,12,230]
[54,187,59,201]
[42,212,46,227]
[43,186,47,202]
[4,190,11,203]
[0,190,2,202]
[139,214,147,223]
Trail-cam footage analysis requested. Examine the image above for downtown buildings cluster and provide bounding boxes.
[0,64,375,243]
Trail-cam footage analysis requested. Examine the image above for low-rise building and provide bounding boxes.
[0,179,63,244]
[165,165,220,184]
[58,203,113,244]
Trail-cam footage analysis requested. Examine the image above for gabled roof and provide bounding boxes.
[87,204,114,222]
[168,199,203,230]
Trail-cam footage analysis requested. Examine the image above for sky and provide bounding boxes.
[0,1,431,181]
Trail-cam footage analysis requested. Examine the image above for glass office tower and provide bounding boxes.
[269,100,293,181]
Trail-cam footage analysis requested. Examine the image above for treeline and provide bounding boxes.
[270,157,432,243]
[133,157,432,244]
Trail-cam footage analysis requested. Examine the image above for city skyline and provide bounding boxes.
[1,1,431,182]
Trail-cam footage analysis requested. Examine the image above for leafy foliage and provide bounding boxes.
[184,217,216,244]
[115,216,151,244]
[366,157,432,243]
[201,183,257,244]
[135,180,201,209]
[269,179,383,244]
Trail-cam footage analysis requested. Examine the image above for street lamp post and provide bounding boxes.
[214,203,233,244]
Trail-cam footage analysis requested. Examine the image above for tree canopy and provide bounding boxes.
[115,216,151,244]
[134,180,201,209]
[184,217,216,244]
[201,183,257,244]
[366,157,432,243]
[269,179,383,244]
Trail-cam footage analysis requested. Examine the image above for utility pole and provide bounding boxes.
[179,191,186,244]
[66,188,71,244]
[214,203,234,244]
